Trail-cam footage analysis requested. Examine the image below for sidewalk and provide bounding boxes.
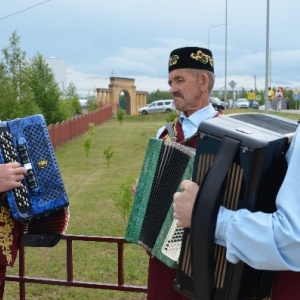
[280,109,300,114]
[259,106,300,114]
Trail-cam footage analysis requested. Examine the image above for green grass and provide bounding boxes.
[4,110,300,299]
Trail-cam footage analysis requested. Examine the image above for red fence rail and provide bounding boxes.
[6,234,147,299]
[48,105,113,149]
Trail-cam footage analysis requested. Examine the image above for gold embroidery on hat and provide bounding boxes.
[169,55,180,67]
[190,50,214,68]
[0,205,14,264]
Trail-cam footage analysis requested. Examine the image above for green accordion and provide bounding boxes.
[125,138,195,268]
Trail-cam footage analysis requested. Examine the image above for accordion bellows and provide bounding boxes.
[126,138,195,268]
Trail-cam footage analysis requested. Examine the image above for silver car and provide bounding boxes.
[139,100,176,115]
[233,98,249,108]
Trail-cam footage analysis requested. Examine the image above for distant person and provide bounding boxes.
[275,89,283,111]
[268,87,275,110]
[132,46,222,300]
[247,89,256,108]
[286,96,290,110]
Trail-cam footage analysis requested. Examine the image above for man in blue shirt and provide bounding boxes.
[173,124,300,299]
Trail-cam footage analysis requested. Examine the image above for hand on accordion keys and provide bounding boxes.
[173,179,199,228]
[0,162,27,192]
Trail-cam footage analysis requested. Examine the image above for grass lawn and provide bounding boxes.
[4,109,300,299]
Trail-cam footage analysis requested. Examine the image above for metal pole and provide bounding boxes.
[269,47,272,87]
[264,0,270,113]
[224,0,228,102]
[207,23,226,49]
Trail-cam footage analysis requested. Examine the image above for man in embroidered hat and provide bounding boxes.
[132,46,221,300]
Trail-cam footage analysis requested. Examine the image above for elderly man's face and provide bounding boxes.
[168,69,209,116]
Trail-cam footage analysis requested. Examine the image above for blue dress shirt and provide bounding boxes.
[156,104,217,139]
[215,125,300,271]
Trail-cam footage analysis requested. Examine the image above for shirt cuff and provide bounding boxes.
[215,206,234,246]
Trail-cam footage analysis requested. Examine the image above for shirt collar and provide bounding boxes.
[178,103,218,127]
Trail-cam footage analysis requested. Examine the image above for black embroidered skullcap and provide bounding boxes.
[168,47,214,74]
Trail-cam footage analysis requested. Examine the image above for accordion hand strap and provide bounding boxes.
[165,122,177,142]
[191,136,240,300]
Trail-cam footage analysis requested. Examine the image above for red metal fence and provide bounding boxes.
[48,105,113,149]
[6,235,147,299]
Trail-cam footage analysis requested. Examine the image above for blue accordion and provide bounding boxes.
[0,114,69,222]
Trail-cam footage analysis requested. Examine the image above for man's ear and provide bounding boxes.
[199,72,209,91]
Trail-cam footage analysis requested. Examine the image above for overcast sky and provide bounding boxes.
[1,0,300,96]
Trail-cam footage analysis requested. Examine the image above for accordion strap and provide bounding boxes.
[191,136,241,300]
[165,122,177,142]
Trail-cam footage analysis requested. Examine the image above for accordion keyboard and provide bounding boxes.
[162,219,184,262]
[0,130,32,213]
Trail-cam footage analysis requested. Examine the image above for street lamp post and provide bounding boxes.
[264,0,270,113]
[224,0,228,102]
[207,23,226,49]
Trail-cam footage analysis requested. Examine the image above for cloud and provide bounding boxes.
[2,0,300,95]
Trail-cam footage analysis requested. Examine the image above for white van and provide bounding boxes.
[138,99,176,115]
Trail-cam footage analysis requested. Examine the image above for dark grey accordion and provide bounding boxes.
[174,113,298,300]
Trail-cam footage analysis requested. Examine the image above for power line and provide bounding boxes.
[0,0,51,21]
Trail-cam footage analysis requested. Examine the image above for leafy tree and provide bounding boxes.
[28,53,64,124]
[0,31,36,119]
[103,146,115,168]
[64,81,81,115]
[64,81,77,99]
[112,176,134,229]
[147,89,172,103]
[116,108,125,124]
[0,62,18,120]
[86,97,98,112]
[0,31,71,124]
[83,123,96,157]
[119,93,126,109]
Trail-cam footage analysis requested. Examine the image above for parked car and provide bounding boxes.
[252,100,260,109]
[209,96,225,110]
[233,98,249,108]
[138,99,176,115]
